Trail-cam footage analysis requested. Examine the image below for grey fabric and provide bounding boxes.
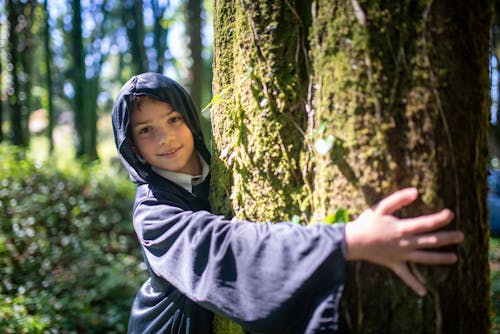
[112,72,347,333]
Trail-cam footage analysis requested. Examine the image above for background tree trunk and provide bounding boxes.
[43,0,55,153]
[0,13,3,143]
[123,0,148,74]
[70,0,101,161]
[18,0,36,147]
[70,0,87,158]
[7,0,28,146]
[212,0,492,333]
[151,0,169,74]
[186,0,203,111]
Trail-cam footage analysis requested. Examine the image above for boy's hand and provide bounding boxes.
[344,187,464,296]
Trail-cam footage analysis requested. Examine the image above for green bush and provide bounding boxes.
[0,144,146,333]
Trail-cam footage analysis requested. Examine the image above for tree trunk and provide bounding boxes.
[309,1,491,332]
[71,0,86,157]
[70,0,98,160]
[186,0,203,111]
[0,10,3,143]
[490,1,500,158]
[18,0,36,146]
[7,0,28,147]
[211,0,311,332]
[151,0,169,74]
[123,0,148,74]
[43,0,55,153]
[211,0,492,333]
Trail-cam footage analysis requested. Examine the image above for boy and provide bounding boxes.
[112,72,463,333]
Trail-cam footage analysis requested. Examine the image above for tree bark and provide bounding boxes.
[186,0,203,111]
[43,0,55,153]
[6,0,29,147]
[123,0,148,74]
[0,7,3,143]
[70,0,100,160]
[211,0,492,333]
[309,1,491,333]
[71,0,86,157]
[151,0,169,74]
[211,0,311,332]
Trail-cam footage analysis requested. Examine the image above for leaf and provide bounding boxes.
[291,215,301,224]
[314,135,335,156]
[239,66,254,84]
[324,208,350,225]
[201,93,223,113]
[313,122,328,137]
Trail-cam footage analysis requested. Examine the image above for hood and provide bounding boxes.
[111,72,211,185]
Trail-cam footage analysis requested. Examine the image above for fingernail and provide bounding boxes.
[441,209,453,217]
[407,188,418,198]
[418,288,427,297]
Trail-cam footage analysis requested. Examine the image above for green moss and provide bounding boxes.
[211,0,314,332]
[310,1,492,332]
[212,0,311,223]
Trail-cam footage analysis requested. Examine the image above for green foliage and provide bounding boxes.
[0,144,145,333]
[324,208,350,225]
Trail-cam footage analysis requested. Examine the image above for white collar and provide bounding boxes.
[152,153,209,194]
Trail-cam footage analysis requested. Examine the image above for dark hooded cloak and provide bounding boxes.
[112,73,346,334]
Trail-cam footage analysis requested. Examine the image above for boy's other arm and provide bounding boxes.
[344,187,464,297]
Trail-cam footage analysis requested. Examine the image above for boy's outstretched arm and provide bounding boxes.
[344,187,464,297]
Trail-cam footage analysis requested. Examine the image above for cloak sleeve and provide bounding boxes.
[133,196,347,333]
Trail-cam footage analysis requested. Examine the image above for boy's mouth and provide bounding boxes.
[158,147,182,157]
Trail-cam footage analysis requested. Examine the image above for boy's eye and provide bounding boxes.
[138,126,152,135]
[168,115,183,124]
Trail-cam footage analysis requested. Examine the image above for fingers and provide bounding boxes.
[406,250,458,265]
[398,209,454,235]
[374,188,418,215]
[399,230,464,249]
[392,263,427,296]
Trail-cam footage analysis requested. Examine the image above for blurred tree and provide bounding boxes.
[121,0,172,75]
[122,0,148,74]
[43,0,55,153]
[211,0,491,333]
[0,14,3,143]
[6,0,37,147]
[150,0,169,74]
[18,1,36,144]
[70,0,90,159]
[69,0,110,160]
[186,0,203,110]
[490,0,500,159]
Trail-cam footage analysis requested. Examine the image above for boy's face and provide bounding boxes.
[129,98,200,175]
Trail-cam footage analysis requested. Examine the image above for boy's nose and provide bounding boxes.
[158,126,173,144]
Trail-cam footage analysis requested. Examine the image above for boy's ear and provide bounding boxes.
[128,139,148,164]
[128,138,141,158]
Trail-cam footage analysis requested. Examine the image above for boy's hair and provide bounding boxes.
[127,95,157,141]
[129,95,153,113]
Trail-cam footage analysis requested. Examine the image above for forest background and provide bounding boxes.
[0,0,499,333]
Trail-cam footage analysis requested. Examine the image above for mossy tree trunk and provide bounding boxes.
[211,0,312,332]
[310,1,491,332]
[211,0,312,222]
[211,0,492,333]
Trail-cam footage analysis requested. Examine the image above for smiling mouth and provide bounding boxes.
[159,147,182,157]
